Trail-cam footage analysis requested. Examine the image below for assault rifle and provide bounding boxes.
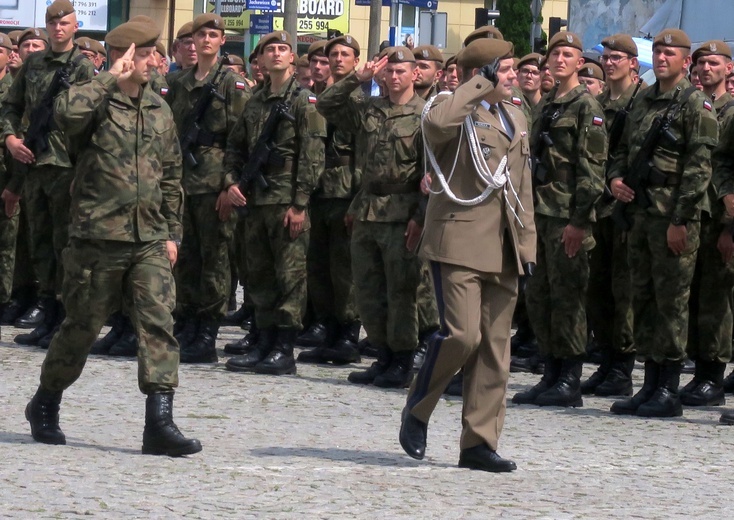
[530,101,556,185]
[179,54,229,168]
[611,86,683,231]
[607,79,643,157]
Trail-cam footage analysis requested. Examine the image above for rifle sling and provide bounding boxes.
[195,130,227,149]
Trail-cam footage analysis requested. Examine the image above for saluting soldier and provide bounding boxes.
[608,29,718,418]
[25,19,201,457]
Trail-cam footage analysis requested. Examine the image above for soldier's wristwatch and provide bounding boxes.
[671,216,688,226]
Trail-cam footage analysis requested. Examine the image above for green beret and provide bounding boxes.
[75,37,95,52]
[296,54,310,68]
[8,30,22,46]
[259,31,293,53]
[192,13,225,34]
[413,45,443,63]
[693,40,732,62]
[324,34,360,58]
[457,38,513,69]
[517,52,542,70]
[46,0,75,22]
[155,41,167,58]
[176,22,194,40]
[18,28,48,46]
[307,40,328,60]
[0,33,11,51]
[547,31,583,55]
[249,44,260,63]
[463,25,504,47]
[653,28,691,49]
[578,62,605,81]
[105,21,160,49]
[224,54,244,66]
[444,55,457,69]
[601,33,638,57]
[386,46,415,63]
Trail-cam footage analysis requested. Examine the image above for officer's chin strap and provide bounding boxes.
[421,93,525,228]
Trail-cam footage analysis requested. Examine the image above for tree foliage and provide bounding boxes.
[495,0,534,57]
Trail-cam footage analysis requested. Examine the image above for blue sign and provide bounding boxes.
[355,0,390,6]
[354,0,437,9]
[245,0,281,11]
[250,14,273,34]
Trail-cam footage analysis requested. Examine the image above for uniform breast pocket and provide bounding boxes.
[392,125,419,165]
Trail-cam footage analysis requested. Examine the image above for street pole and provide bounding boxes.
[368,0,382,59]
[284,0,298,42]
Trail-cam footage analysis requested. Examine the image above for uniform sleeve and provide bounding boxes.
[225,73,251,134]
[293,93,326,207]
[0,60,28,141]
[315,73,365,134]
[54,72,116,137]
[423,75,493,144]
[160,121,184,242]
[223,107,249,189]
[713,114,734,198]
[570,98,607,228]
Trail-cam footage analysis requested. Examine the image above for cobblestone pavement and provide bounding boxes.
[0,322,731,519]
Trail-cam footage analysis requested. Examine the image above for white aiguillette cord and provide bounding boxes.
[421,92,525,227]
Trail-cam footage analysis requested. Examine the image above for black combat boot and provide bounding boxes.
[180,320,219,364]
[536,356,584,407]
[373,349,414,388]
[38,304,66,349]
[321,320,362,365]
[723,368,734,394]
[358,337,379,358]
[595,352,635,396]
[348,346,393,385]
[174,317,198,350]
[221,304,252,328]
[510,352,545,374]
[89,311,126,355]
[636,361,683,417]
[296,321,328,348]
[580,348,612,395]
[108,317,139,357]
[680,360,726,406]
[223,324,259,355]
[15,298,57,346]
[14,297,46,329]
[25,387,66,445]
[512,356,562,405]
[141,392,202,456]
[413,327,438,371]
[297,318,339,364]
[2,286,35,325]
[510,322,535,357]
[225,326,276,372]
[611,360,660,415]
[254,328,297,375]
[443,371,463,396]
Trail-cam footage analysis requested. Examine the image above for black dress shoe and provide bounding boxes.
[458,444,516,473]
[399,408,427,460]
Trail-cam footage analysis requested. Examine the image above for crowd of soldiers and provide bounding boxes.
[5,0,734,457]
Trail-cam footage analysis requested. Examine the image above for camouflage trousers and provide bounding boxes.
[232,217,255,312]
[175,193,234,321]
[586,216,635,354]
[307,198,357,324]
[25,166,72,298]
[526,215,591,359]
[417,261,440,335]
[0,199,19,303]
[351,220,420,353]
[245,204,308,329]
[687,216,734,363]
[13,200,37,292]
[40,239,179,394]
[627,211,700,363]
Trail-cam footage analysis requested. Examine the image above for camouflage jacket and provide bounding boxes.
[0,72,13,187]
[510,85,532,126]
[224,75,326,207]
[596,81,640,218]
[531,84,607,227]
[0,44,95,188]
[54,72,184,243]
[608,78,718,221]
[167,59,251,195]
[317,87,363,199]
[316,74,425,223]
[709,92,734,225]
[149,69,170,99]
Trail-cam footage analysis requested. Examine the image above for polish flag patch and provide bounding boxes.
[308,95,317,104]
[235,81,246,90]
[511,96,523,106]
[703,100,712,111]
[160,87,169,96]
[592,116,604,126]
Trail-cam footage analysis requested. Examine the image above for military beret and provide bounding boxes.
[75,37,94,51]
[547,31,583,55]
[601,33,638,57]
[578,62,605,81]
[94,40,107,57]
[444,55,457,69]
[8,30,22,46]
[105,21,160,49]
[693,40,732,62]
[18,28,48,46]
[413,45,443,63]
[224,54,244,66]
[457,38,513,69]
[248,44,260,63]
[0,33,11,51]
[192,13,225,34]
[307,40,327,60]
[324,34,360,58]
[512,57,520,69]
[46,0,75,22]
[155,41,167,58]
[653,28,691,49]
[129,15,157,26]
[517,52,542,70]
[176,22,194,40]
[378,46,391,60]
[386,46,415,63]
[259,31,293,52]
[463,25,504,47]
[295,54,310,68]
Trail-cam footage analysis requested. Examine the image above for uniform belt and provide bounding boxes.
[196,131,227,149]
[325,154,353,169]
[365,180,420,196]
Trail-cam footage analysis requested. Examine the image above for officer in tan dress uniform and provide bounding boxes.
[398,38,537,472]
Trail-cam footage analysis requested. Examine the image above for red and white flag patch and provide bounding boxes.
[235,81,246,90]
[160,87,169,96]
[592,116,604,126]
[308,95,317,104]
[703,100,712,111]
[511,96,523,106]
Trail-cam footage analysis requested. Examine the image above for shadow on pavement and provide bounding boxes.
[0,431,140,455]
[250,446,455,468]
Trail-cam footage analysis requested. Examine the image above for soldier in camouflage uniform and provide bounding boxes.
[608,29,718,418]
[681,40,734,406]
[25,20,201,457]
[224,30,325,376]
[0,1,96,348]
[317,47,426,388]
[166,13,251,363]
[581,34,640,397]
[512,32,607,408]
